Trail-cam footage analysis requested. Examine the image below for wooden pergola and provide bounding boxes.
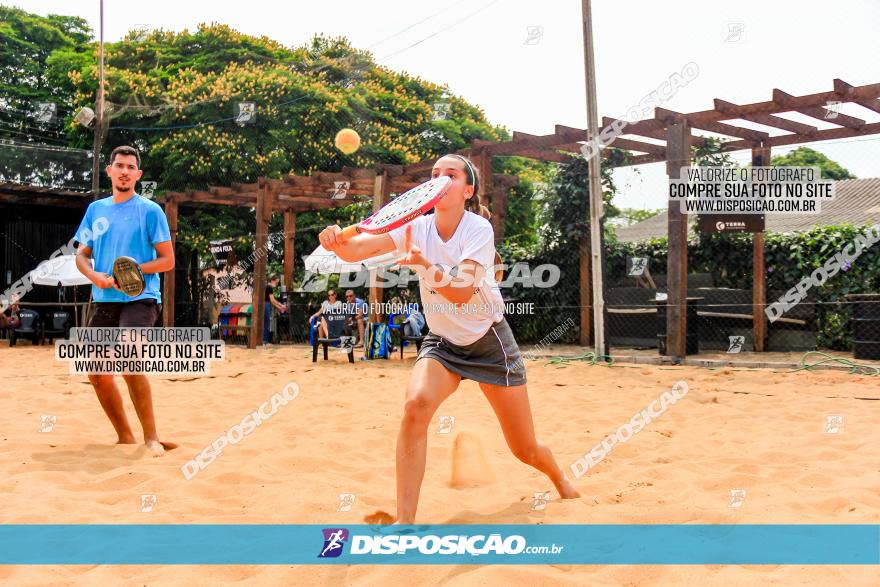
[161,77,880,356]
[414,78,880,359]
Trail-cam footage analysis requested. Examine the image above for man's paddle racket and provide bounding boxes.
[112,256,146,297]
[338,176,451,242]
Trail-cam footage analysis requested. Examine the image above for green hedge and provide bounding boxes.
[501,223,880,350]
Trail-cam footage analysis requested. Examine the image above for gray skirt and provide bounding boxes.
[416,318,527,387]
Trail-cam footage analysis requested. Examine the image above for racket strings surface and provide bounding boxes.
[366,176,449,229]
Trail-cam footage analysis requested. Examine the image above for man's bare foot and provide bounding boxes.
[555,476,581,499]
[117,436,137,444]
[145,439,165,457]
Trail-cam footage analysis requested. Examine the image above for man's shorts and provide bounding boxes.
[88,299,161,328]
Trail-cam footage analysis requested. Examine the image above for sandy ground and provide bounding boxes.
[0,341,878,586]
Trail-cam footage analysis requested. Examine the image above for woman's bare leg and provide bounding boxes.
[396,358,460,523]
[479,382,580,499]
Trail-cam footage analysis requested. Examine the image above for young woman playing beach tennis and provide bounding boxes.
[317,154,580,523]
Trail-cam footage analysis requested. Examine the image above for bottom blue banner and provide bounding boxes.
[0,524,877,565]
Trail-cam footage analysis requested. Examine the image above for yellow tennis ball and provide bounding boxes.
[334,128,361,154]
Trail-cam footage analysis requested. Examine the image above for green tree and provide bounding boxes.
[47,21,514,285]
[537,149,628,249]
[771,146,855,180]
[0,7,93,187]
[613,207,662,227]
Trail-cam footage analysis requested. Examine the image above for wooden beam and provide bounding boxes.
[281,200,358,213]
[655,107,767,142]
[249,184,270,348]
[188,192,256,206]
[661,82,880,124]
[666,121,691,361]
[162,197,178,327]
[602,116,711,148]
[715,99,818,135]
[852,98,880,116]
[796,106,865,129]
[283,210,296,292]
[231,182,260,193]
[835,78,880,115]
[341,166,380,179]
[773,89,865,129]
[279,176,376,193]
[559,137,666,156]
[374,163,404,176]
[627,153,667,166]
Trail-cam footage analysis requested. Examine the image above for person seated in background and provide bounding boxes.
[398,289,425,337]
[0,297,21,330]
[308,289,342,338]
[402,306,426,338]
[264,274,287,344]
[344,289,368,347]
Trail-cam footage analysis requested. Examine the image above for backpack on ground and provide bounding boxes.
[365,321,391,359]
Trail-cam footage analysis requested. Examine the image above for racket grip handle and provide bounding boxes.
[339,225,360,243]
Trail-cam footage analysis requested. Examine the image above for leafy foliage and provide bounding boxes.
[606,224,880,349]
[771,147,856,180]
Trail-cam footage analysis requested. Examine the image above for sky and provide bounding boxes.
[12,0,880,212]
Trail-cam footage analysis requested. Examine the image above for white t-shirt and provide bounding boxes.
[388,212,504,346]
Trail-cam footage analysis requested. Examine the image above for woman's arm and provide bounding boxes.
[419,261,484,305]
[317,225,396,262]
[395,225,484,305]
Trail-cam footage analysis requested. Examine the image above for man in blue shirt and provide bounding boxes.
[74,145,175,456]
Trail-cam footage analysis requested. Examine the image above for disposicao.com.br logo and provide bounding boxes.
[318,528,563,558]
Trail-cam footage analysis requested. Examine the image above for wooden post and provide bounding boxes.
[752,144,770,352]
[578,234,592,346]
[249,182,272,348]
[369,169,390,323]
[473,149,493,220]
[283,209,296,291]
[490,186,508,243]
[666,121,691,361]
[162,196,178,327]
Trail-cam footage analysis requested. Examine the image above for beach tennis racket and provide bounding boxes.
[112,256,146,297]
[338,176,451,242]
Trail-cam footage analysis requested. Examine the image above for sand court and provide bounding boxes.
[0,341,878,585]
